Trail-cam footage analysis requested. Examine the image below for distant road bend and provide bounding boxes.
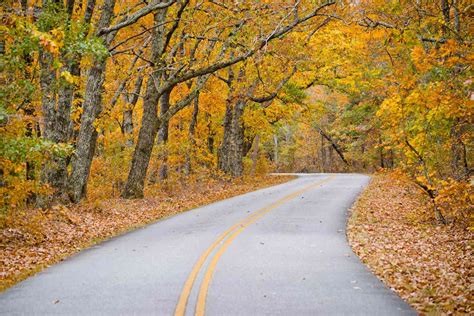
[0,173,415,315]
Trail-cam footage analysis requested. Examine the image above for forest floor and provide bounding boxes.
[347,174,473,315]
[0,175,294,292]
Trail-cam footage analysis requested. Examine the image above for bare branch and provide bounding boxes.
[249,66,297,103]
[158,1,336,93]
[97,0,176,36]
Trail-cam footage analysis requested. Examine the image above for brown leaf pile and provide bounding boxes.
[347,174,473,314]
[0,175,293,291]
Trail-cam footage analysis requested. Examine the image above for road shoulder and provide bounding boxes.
[347,174,473,314]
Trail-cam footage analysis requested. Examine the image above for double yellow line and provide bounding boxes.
[174,175,334,316]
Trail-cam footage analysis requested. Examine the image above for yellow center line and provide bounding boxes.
[174,176,335,316]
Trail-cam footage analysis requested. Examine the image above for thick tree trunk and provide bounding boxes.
[39,50,57,142]
[67,0,115,202]
[38,47,68,197]
[122,8,170,198]
[218,99,246,177]
[41,61,78,194]
[40,0,95,198]
[122,75,162,198]
[68,61,106,202]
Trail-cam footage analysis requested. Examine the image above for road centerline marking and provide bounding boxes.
[174,176,334,316]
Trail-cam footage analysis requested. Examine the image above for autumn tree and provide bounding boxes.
[121,0,337,198]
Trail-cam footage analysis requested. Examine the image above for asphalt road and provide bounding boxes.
[0,174,416,315]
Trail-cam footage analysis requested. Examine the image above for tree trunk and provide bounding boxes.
[157,91,171,182]
[39,47,65,196]
[441,0,451,35]
[39,0,96,198]
[122,75,143,147]
[122,8,169,198]
[379,136,385,169]
[218,101,233,172]
[273,134,278,167]
[184,94,199,175]
[122,76,161,198]
[122,109,134,146]
[451,124,469,180]
[314,125,348,166]
[206,112,215,154]
[320,134,326,172]
[250,134,260,176]
[218,99,246,177]
[42,61,78,194]
[67,0,115,202]
[39,50,57,143]
[67,61,106,202]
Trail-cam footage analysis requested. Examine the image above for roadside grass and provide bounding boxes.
[347,174,473,314]
[0,175,294,292]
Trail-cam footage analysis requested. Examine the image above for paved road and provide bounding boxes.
[0,174,415,315]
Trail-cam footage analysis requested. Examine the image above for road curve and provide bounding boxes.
[0,173,415,315]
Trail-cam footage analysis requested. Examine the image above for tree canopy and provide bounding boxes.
[0,0,472,223]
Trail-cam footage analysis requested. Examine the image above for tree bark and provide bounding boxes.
[68,61,106,202]
[122,76,162,198]
[122,7,169,198]
[149,91,171,183]
[40,0,97,198]
[250,134,260,176]
[158,91,170,181]
[67,0,115,202]
[206,112,215,154]
[218,99,246,177]
[450,123,469,180]
[218,66,295,177]
[121,1,336,196]
[122,75,143,147]
[273,134,279,167]
[184,94,199,175]
[38,46,64,192]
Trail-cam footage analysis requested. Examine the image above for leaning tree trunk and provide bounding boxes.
[122,8,169,198]
[67,61,106,202]
[121,76,162,198]
[67,0,115,202]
